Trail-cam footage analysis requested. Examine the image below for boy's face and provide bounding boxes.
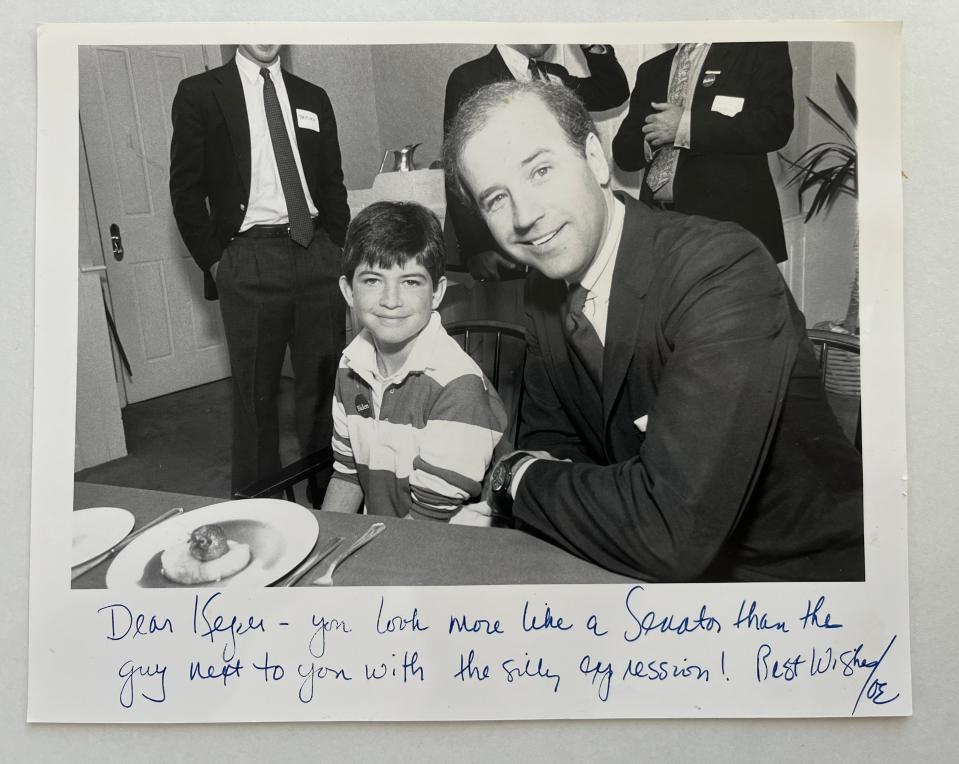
[340,261,447,355]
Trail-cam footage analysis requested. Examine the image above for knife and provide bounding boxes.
[71,506,184,581]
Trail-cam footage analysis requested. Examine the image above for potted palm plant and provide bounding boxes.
[779,73,859,335]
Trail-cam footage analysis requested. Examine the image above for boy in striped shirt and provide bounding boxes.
[320,201,508,521]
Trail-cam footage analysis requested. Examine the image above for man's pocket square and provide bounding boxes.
[633,414,649,433]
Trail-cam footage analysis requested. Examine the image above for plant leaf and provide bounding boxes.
[805,96,853,142]
[835,74,858,126]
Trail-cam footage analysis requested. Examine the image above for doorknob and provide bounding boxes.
[110,223,124,261]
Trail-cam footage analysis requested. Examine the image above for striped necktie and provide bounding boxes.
[528,58,548,82]
[260,68,314,248]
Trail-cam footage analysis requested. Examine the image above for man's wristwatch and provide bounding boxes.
[490,451,533,506]
[488,451,534,527]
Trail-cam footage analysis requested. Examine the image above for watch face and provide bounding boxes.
[490,462,509,493]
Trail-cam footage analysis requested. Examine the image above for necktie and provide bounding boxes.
[645,43,696,193]
[260,68,314,248]
[564,284,604,385]
[527,58,548,82]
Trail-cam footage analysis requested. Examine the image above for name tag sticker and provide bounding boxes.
[711,95,745,117]
[296,109,320,132]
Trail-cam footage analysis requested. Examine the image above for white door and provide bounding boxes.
[79,45,231,403]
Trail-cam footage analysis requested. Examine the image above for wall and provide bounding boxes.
[76,123,127,469]
[371,43,488,171]
[286,45,382,190]
[799,42,858,328]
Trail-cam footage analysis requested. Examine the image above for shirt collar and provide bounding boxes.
[342,311,444,385]
[497,44,535,81]
[235,52,282,86]
[578,196,625,299]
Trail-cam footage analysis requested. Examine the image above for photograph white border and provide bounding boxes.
[29,20,908,722]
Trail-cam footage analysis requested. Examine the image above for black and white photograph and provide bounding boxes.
[9,0,959,754]
[71,39,865,588]
[24,19,911,724]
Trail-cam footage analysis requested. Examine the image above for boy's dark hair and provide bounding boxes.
[342,200,446,285]
[442,78,596,209]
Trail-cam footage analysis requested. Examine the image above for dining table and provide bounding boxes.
[72,482,637,588]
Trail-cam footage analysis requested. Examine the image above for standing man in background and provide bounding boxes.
[170,44,349,499]
[444,44,628,288]
[612,42,794,263]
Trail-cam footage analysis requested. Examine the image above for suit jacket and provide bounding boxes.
[443,46,628,269]
[612,43,793,262]
[169,60,350,297]
[515,197,864,583]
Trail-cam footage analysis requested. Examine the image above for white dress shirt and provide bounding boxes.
[235,53,319,230]
[575,196,626,346]
[510,196,626,498]
[496,44,563,85]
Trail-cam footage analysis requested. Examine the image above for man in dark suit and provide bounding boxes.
[170,44,349,496]
[444,79,864,582]
[612,42,794,263]
[444,44,628,282]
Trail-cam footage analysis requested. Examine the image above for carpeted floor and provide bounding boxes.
[75,378,300,499]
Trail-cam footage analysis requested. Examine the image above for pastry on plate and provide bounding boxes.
[161,524,251,584]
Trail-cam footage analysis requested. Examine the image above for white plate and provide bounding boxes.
[105,499,319,589]
[72,507,135,566]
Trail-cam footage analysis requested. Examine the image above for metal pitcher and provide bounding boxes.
[379,142,422,173]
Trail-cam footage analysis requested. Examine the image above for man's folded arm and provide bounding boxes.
[564,45,630,112]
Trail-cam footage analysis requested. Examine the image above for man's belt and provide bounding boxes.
[237,217,322,239]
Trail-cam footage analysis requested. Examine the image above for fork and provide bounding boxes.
[312,522,386,586]
[273,536,344,587]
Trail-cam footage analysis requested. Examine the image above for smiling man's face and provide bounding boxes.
[459,92,611,284]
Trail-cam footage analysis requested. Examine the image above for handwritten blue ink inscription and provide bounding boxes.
[623,586,722,643]
[522,602,573,633]
[376,597,428,635]
[309,614,352,659]
[118,660,167,709]
[756,635,901,715]
[98,604,173,641]
[501,654,561,692]
[298,662,353,703]
[192,593,265,661]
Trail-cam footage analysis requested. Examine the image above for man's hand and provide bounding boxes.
[449,501,494,527]
[468,249,524,281]
[642,102,683,148]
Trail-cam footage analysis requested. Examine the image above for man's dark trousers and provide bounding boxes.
[216,228,343,495]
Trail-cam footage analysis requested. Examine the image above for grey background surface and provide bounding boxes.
[4,1,955,760]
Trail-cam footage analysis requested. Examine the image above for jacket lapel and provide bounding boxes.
[693,43,732,106]
[212,62,251,198]
[281,71,315,190]
[602,196,656,429]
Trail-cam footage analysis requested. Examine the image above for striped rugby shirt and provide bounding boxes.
[330,312,508,520]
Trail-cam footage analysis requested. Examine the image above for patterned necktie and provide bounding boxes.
[564,284,604,385]
[527,58,547,82]
[645,43,696,193]
[260,68,314,248]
